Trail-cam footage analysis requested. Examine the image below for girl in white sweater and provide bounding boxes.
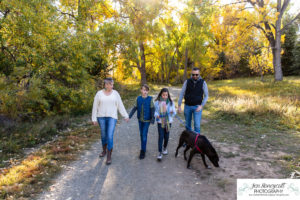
[92,78,129,165]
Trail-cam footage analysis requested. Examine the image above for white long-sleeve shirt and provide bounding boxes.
[91,90,129,122]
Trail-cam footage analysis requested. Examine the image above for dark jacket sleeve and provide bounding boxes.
[129,106,137,119]
[129,98,138,119]
[150,106,155,124]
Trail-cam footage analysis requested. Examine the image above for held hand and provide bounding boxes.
[196,105,202,112]
[125,118,129,122]
[178,106,182,113]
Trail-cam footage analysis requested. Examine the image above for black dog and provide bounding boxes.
[175,130,219,169]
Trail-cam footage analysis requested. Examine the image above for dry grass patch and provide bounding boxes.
[208,76,300,130]
[0,125,99,199]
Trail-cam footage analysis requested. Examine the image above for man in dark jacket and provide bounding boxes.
[178,68,208,134]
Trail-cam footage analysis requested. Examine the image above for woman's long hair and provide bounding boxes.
[155,88,173,105]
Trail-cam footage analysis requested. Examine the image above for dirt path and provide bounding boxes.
[37,87,282,200]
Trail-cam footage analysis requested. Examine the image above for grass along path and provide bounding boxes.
[203,76,300,176]
[0,121,100,199]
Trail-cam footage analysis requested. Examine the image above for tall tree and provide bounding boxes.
[210,4,266,79]
[0,0,113,120]
[116,0,166,85]
[180,0,215,79]
[244,0,300,81]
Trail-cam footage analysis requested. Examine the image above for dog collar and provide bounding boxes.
[195,134,203,153]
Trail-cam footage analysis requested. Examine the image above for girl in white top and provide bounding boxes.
[92,78,129,165]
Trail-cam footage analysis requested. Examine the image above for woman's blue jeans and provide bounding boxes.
[157,123,171,152]
[138,121,150,152]
[97,117,117,151]
[184,105,202,134]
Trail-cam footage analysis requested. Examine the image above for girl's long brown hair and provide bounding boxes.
[155,88,173,105]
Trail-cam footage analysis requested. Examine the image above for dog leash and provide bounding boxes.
[175,114,186,126]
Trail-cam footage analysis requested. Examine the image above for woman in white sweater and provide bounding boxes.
[92,78,129,165]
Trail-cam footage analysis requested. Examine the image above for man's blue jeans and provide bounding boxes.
[97,117,117,151]
[184,105,202,134]
[138,121,150,152]
[157,123,171,152]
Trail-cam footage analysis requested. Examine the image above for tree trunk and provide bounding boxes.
[255,55,264,82]
[139,41,147,85]
[161,57,164,83]
[258,62,263,82]
[175,47,180,83]
[274,8,283,81]
[192,41,196,68]
[260,67,264,82]
[139,66,147,85]
[167,48,177,83]
[264,21,283,81]
[184,47,188,79]
[166,54,171,83]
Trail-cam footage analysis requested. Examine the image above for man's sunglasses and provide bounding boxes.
[192,74,199,77]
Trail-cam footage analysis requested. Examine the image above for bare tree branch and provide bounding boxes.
[281,12,300,32]
[58,10,76,19]
[1,46,16,62]
[249,23,274,47]
[280,0,290,16]
[221,0,248,7]
[271,23,276,30]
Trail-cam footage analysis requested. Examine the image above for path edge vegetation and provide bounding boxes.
[0,83,141,199]
[1,77,300,199]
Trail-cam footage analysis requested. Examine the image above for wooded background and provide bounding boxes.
[0,0,299,121]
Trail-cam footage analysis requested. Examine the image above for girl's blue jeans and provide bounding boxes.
[184,105,202,134]
[97,117,117,151]
[138,121,150,152]
[157,123,171,152]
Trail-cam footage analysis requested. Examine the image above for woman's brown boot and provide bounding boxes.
[99,144,107,157]
[106,149,112,165]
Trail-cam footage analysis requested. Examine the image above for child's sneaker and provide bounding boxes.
[162,148,168,155]
[157,153,163,161]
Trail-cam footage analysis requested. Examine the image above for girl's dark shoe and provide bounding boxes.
[99,144,107,157]
[106,149,112,165]
[139,150,145,159]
